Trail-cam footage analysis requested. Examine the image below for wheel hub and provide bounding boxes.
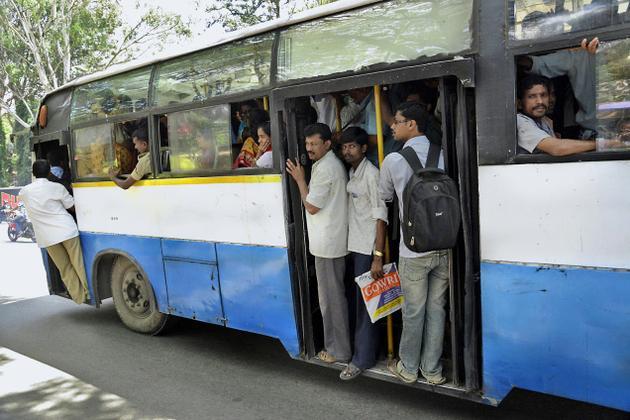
[121,270,150,316]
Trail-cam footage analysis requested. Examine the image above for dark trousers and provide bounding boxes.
[351,252,380,370]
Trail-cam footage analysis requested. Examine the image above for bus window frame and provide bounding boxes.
[504,30,630,165]
[271,57,479,391]
[505,0,630,47]
[148,88,280,180]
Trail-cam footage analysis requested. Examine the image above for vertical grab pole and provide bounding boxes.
[335,95,342,133]
[374,84,395,360]
[263,96,269,111]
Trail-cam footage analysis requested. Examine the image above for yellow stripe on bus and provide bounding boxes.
[72,174,282,188]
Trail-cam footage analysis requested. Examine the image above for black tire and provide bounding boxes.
[7,226,18,242]
[110,256,169,335]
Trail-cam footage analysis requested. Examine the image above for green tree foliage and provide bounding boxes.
[0,0,191,129]
[9,101,34,186]
[0,117,9,187]
[203,0,338,32]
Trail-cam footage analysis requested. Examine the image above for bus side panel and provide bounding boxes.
[79,232,169,312]
[217,243,300,358]
[481,262,630,412]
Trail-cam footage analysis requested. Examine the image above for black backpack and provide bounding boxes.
[398,144,461,253]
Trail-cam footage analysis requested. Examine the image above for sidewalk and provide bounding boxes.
[0,347,170,420]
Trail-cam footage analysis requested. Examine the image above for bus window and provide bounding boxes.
[510,0,630,41]
[70,67,151,124]
[162,104,232,173]
[153,34,273,107]
[277,0,473,81]
[515,36,630,156]
[595,37,630,151]
[113,119,146,175]
[73,124,115,178]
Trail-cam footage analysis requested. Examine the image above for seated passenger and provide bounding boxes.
[233,109,269,168]
[255,122,273,169]
[233,100,259,145]
[108,128,152,189]
[517,75,595,156]
[518,38,599,139]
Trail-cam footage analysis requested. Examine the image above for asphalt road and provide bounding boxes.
[0,232,627,420]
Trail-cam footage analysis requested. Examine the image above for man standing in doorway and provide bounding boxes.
[109,128,152,189]
[286,123,351,363]
[19,160,89,304]
[372,102,449,385]
[338,126,388,380]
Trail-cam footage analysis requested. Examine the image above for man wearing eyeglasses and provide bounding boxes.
[372,101,449,386]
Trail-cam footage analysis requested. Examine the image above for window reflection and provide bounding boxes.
[74,124,114,178]
[70,68,151,124]
[154,35,273,107]
[596,37,630,151]
[510,0,630,41]
[165,105,232,172]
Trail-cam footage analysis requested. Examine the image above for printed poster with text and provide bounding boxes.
[355,263,403,323]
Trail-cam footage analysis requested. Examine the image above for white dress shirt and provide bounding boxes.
[305,150,348,259]
[379,135,444,258]
[19,178,78,248]
[347,158,387,256]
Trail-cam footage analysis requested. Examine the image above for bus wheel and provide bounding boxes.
[110,257,168,335]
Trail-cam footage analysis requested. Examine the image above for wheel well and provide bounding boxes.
[93,253,116,305]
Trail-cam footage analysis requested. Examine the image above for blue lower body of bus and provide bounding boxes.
[481,262,630,412]
[77,231,301,358]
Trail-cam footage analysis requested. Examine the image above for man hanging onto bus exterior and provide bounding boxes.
[19,160,89,304]
[517,75,595,156]
[372,102,449,385]
[108,128,151,189]
[285,123,351,363]
[338,127,388,380]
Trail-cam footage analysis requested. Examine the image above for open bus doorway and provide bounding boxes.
[279,74,478,391]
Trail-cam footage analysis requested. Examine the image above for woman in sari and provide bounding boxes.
[233,109,269,168]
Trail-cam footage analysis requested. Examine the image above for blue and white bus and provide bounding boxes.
[30,0,629,412]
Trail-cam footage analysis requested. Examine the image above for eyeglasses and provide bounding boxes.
[392,119,410,126]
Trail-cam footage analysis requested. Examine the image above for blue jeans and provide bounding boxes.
[398,251,449,379]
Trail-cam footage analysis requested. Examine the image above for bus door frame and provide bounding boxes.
[31,131,74,299]
[270,58,481,390]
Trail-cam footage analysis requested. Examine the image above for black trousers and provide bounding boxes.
[351,252,380,370]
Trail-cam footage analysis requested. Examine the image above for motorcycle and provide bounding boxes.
[7,207,36,242]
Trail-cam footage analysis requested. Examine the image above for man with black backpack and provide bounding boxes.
[372,101,458,385]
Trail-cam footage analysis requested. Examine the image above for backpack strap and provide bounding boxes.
[398,146,424,173]
[426,142,441,168]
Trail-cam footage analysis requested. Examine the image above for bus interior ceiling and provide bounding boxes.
[287,77,468,387]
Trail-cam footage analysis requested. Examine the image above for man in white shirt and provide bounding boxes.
[338,127,388,380]
[373,102,449,385]
[19,160,89,304]
[517,75,595,156]
[286,123,350,364]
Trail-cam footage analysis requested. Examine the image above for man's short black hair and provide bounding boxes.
[340,126,368,146]
[303,123,332,142]
[518,74,550,100]
[131,127,148,142]
[46,150,62,166]
[32,159,50,178]
[396,101,430,133]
